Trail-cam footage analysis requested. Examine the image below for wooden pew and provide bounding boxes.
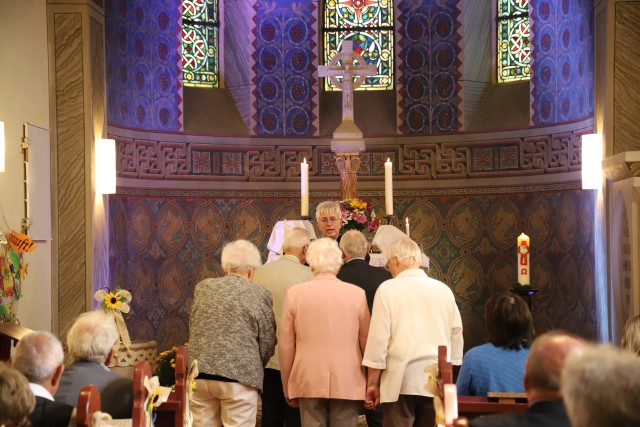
[76,385,101,427]
[437,345,528,419]
[0,323,32,361]
[155,345,187,427]
[132,361,152,427]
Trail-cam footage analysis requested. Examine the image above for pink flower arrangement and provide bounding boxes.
[339,199,380,233]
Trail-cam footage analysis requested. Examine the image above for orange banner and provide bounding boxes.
[7,231,35,253]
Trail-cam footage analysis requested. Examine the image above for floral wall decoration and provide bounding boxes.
[0,243,29,322]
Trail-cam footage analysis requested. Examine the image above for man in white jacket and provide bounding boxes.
[363,237,463,427]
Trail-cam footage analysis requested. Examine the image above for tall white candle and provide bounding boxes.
[301,158,309,217]
[384,158,393,216]
[517,232,530,285]
[405,217,410,237]
[444,384,458,425]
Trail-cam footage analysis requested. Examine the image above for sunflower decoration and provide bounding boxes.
[94,286,132,350]
[425,363,445,427]
[143,375,171,427]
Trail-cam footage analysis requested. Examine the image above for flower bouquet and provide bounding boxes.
[339,198,380,233]
[156,347,178,387]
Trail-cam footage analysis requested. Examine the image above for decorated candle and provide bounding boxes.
[301,158,309,217]
[444,383,458,425]
[517,232,530,285]
[385,158,393,216]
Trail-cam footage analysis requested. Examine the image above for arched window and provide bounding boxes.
[497,0,530,82]
[323,0,394,91]
[182,0,220,87]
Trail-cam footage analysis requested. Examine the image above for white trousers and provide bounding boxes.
[190,379,258,427]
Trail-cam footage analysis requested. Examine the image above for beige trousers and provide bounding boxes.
[190,379,258,427]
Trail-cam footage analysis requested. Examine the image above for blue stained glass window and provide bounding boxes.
[323,0,394,91]
[497,0,531,82]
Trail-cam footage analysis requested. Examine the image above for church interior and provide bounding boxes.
[0,0,637,358]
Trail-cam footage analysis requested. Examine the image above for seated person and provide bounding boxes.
[457,293,534,396]
[0,362,35,426]
[561,344,640,427]
[621,314,640,356]
[55,310,133,418]
[12,331,75,427]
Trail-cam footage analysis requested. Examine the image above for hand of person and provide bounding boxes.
[364,385,380,409]
[285,396,299,407]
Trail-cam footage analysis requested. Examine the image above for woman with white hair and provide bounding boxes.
[189,239,277,426]
[279,238,370,426]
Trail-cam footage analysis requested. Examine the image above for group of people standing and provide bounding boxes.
[188,201,463,427]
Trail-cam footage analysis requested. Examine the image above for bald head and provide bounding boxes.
[524,332,585,402]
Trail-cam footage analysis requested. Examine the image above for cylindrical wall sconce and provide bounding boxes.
[581,133,602,190]
[95,138,116,194]
[0,121,5,173]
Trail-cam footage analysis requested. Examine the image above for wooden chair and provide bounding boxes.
[155,345,187,427]
[437,345,528,419]
[0,323,32,361]
[76,385,102,427]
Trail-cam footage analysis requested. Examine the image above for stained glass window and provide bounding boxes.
[182,0,219,87]
[323,0,394,91]
[497,0,530,82]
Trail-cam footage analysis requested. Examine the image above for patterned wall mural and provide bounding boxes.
[105,0,181,131]
[109,188,598,352]
[531,0,594,124]
[251,1,318,136]
[397,0,462,134]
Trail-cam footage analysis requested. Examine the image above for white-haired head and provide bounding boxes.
[387,238,422,268]
[282,228,311,253]
[67,310,119,364]
[340,230,368,260]
[12,331,64,384]
[221,239,262,274]
[306,238,343,275]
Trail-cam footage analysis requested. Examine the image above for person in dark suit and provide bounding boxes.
[337,229,392,313]
[11,331,74,427]
[470,331,585,427]
[54,310,133,419]
[337,230,391,427]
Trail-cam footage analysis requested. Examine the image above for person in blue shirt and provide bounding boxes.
[457,293,534,396]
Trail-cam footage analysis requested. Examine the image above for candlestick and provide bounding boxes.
[405,217,410,237]
[517,232,530,285]
[385,158,393,216]
[301,158,309,217]
[444,383,458,425]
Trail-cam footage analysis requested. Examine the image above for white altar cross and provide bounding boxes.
[318,43,377,122]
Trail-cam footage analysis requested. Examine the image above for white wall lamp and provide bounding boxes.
[95,138,116,194]
[581,133,603,190]
[0,121,5,173]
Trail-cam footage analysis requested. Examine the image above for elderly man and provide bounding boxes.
[253,228,313,427]
[561,344,640,427]
[279,238,370,427]
[12,331,74,427]
[315,201,342,240]
[338,230,391,313]
[189,239,277,427]
[470,331,585,427]
[363,237,463,427]
[55,310,133,418]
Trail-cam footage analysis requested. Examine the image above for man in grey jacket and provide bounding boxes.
[254,227,313,427]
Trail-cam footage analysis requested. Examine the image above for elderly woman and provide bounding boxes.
[0,363,35,427]
[189,239,276,426]
[279,238,370,427]
[456,293,534,396]
[621,314,640,356]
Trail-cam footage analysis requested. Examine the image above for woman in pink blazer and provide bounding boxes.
[279,237,370,427]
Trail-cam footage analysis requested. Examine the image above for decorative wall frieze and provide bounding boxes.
[112,124,591,185]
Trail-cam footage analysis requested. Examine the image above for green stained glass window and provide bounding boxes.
[497,0,530,82]
[323,0,394,91]
[182,0,219,87]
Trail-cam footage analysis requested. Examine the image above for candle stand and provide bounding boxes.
[300,216,309,221]
[383,215,395,225]
[510,284,538,312]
